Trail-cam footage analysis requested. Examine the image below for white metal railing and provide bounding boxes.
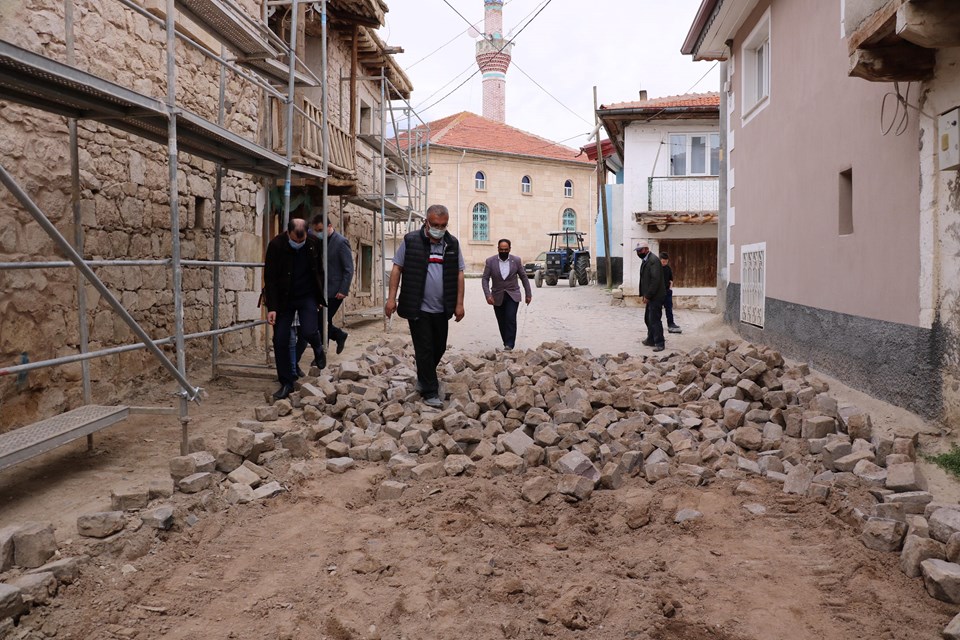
[740,242,766,327]
[647,176,719,213]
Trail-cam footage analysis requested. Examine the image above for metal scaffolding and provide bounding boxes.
[0,0,331,469]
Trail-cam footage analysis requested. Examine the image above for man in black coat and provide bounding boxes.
[636,241,666,352]
[300,215,354,360]
[264,218,326,400]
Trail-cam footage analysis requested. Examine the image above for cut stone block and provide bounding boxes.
[226,427,256,457]
[253,481,284,500]
[521,477,554,504]
[783,465,814,496]
[833,450,875,473]
[492,452,526,476]
[224,483,255,505]
[77,512,124,539]
[557,474,594,501]
[900,535,945,578]
[555,450,600,484]
[9,572,56,606]
[931,508,960,543]
[227,465,262,487]
[886,462,927,492]
[141,506,174,531]
[922,559,960,603]
[110,488,149,512]
[377,481,408,501]
[0,526,19,572]
[0,583,24,620]
[861,517,907,552]
[27,557,81,585]
[255,406,278,422]
[179,472,214,494]
[501,428,535,457]
[327,458,356,474]
[13,523,57,569]
[884,491,933,515]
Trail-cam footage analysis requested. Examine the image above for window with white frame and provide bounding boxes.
[472,203,489,241]
[562,208,576,232]
[742,8,771,119]
[564,179,573,198]
[475,171,486,191]
[740,242,766,328]
[669,133,721,176]
[521,175,532,194]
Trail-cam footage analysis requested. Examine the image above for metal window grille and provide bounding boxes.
[473,203,489,241]
[740,244,766,327]
[562,208,576,232]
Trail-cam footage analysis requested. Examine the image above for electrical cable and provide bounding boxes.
[512,60,592,125]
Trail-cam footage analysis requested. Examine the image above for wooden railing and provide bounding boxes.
[271,95,356,176]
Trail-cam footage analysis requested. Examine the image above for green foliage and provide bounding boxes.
[925,446,960,478]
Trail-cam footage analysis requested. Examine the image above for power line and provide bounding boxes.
[512,60,592,126]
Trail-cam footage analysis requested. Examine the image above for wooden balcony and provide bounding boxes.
[272,95,356,180]
[638,176,719,229]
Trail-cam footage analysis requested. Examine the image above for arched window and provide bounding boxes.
[475,171,486,191]
[521,175,532,194]
[564,179,573,198]
[562,208,576,232]
[472,203,489,241]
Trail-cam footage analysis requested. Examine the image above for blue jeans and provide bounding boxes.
[273,297,323,386]
[493,295,520,348]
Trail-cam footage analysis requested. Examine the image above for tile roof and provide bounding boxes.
[600,92,720,111]
[405,112,592,165]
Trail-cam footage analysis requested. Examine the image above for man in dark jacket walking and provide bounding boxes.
[264,218,326,400]
[636,241,666,352]
[300,215,353,357]
[384,204,465,408]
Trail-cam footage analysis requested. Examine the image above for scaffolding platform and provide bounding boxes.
[176,0,277,59]
[344,305,384,326]
[0,405,130,472]
[0,41,318,178]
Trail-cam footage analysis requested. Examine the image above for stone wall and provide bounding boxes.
[0,0,266,429]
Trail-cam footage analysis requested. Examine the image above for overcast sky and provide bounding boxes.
[378,0,719,149]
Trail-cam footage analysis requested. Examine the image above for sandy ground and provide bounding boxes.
[1,279,959,639]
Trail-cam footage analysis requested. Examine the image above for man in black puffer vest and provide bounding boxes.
[264,218,326,400]
[385,205,465,408]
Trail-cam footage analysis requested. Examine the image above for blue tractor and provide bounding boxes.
[535,231,590,288]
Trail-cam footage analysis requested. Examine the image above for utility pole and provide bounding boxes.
[593,86,612,289]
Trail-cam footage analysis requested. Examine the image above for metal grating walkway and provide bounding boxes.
[0,41,323,179]
[0,405,130,472]
[176,0,277,59]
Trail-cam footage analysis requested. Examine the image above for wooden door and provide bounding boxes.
[658,238,717,288]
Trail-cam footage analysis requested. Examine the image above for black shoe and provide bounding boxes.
[335,333,348,355]
[295,366,305,378]
[312,353,327,370]
[642,339,653,346]
[652,345,665,353]
[272,383,294,400]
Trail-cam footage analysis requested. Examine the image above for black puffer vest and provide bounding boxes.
[397,229,460,319]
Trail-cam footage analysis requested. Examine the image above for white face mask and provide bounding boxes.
[427,226,445,240]
[289,238,306,250]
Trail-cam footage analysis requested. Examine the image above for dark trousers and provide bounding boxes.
[493,295,520,348]
[408,313,449,399]
[296,295,346,361]
[664,289,675,326]
[644,296,665,347]
[274,297,323,386]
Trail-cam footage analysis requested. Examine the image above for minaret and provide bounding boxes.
[475,0,513,122]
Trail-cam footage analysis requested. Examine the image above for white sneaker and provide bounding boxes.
[423,396,444,409]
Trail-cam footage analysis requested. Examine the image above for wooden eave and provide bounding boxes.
[845,0,954,82]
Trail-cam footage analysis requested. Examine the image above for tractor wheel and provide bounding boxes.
[546,274,558,286]
[568,271,577,287]
[575,255,590,285]
[535,270,543,288]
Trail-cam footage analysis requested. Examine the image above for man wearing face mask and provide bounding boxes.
[385,205,465,408]
[297,215,353,361]
[481,238,532,351]
[264,218,326,400]
[636,241,666,352]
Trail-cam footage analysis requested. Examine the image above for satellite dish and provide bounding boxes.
[468,26,481,38]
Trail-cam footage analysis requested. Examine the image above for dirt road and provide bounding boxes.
[1,280,957,639]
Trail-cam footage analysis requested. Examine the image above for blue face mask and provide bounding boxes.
[289,238,306,250]
[427,226,445,240]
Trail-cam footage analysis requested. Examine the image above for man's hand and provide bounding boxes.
[525,295,532,305]
[486,295,494,305]
[267,311,276,325]
[643,297,650,304]
[385,299,396,318]
[335,293,346,300]
[454,304,465,322]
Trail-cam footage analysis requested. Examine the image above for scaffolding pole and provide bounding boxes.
[281,0,300,229]
[320,0,330,345]
[212,44,227,378]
